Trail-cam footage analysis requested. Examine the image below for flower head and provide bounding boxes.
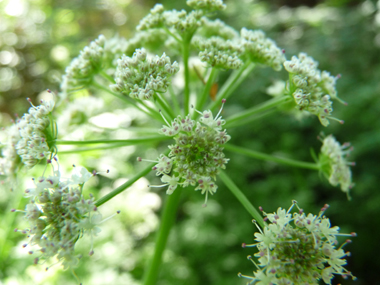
[284,53,344,126]
[240,202,356,285]
[13,98,56,169]
[16,166,112,270]
[240,28,286,71]
[61,35,106,95]
[319,134,354,197]
[193,36,244,69]
[137,4,203,34]
[110,48,179,100]
[142,101,230,204]
[186,0,226,12]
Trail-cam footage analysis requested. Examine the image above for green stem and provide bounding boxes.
[195,67,218,116]
[54,136,167,145]
[225,96,290,128]
[163,27,182,43]
[218,170,265,228]
[99,70,115,84]
[143,189,181,285]
[92,81,162,122]
[182,37,190,115]
[169,85,181,117]
[208,61,255,112]
[58,143,138,154]
[155,92,176,120]
[224,144,320,170]
[95,163,155,207]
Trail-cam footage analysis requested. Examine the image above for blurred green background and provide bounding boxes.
[1,0,379,284]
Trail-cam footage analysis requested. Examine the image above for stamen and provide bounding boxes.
[191,104,204,116]
[215,99,226,120]
[159,109,171,126]
[137,157,158,163]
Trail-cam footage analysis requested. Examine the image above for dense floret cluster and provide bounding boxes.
[284,53,343,126]
[110,48,179,100]
[17,167,107,269]
[319,134,354,196]
[240,202,356,285]
[241,28,286,71]
[6,99,56,169]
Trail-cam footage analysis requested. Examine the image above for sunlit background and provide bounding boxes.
[1,0,380,284]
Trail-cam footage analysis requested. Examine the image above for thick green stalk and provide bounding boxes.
[54,136,167,145]
[182,37,190,115]
[225,96,290,128]
[224,144,320,170]
[208,61,255,112]
[219,170,265,228]
[95,162,155,207]
[143,189,181,285]
[195,67,218,116]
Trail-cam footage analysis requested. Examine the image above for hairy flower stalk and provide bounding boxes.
[319,134,354,197]
[284,53,344,126]
[239,201,356,285]
[139,99,230,205]
[14,166,117,270]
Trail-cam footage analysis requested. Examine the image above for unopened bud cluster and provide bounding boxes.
[240,202,356,285]
[319,134,354,195]
[193,36,243,69]
[61,35,106,95]
[241,28,286,71]
[18,167,101,270]
[148,105,230,202]
[284,53,342,126]
[137,4,203,33]
[198,18,239,40]
[186,0,226,11]
[110,48,179,100]
[13,99,55,169]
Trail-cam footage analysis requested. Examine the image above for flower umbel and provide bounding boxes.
[110,48,179,100]
[239,201,356,285]
[319,134,354,197]
[15,166,114,270]
[284,53,344,126]
[141,100,230,204]
[13,98,56,169]
[240,28,286,71]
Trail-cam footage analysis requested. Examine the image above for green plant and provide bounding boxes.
[1,1,358,284]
